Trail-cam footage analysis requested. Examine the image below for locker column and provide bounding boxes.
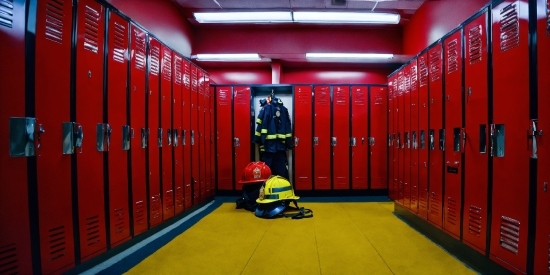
[417,52,430,219]
[351,86,368,190]
[332,86,350,190]
[403,65,411,207]
[191,65,199,203]
[370,86,388,189]
[160,45,174,220]
[409,60,420,213]
[216,86,233,190]
[293,86,313,190]
[397,70,404,203]
[233,87,251,191]
[313,86,331,190]
[387,80,395,199]
[182,60,192,208]
[198,70,205,201]
[173,54,184,215]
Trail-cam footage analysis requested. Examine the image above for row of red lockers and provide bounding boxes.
[0,0,216,274]
[214,85,388,192]
[387,1,549,274]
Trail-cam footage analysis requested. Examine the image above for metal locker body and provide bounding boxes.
[535,0,550,273]
[294,86,313,190]
[182,60,192,208]
[191,65,199,202]
[314,86,332,190]
[387,80,395,198]
[462,11,489,254]
[351,86,368,189]
[216,86,233,190]
[172,54,184,215]
[160,45,174,220]
[0,0,33,273]
[397,70,405,203]
[129,24,148,236]
[418,52,430,219]
[205,83,213,197]
[370,86,388,189]
[34,0,75,272]
[210,86,216,197]
[428,43,444,228]
[391,77,400,200]
[233,87,252,191]
[75,0,107,260]
[332,86,350,189]
[147,37,162,228]
[443,30,463,239]
[198,70,205,201]
[106,12,130,247]
[409,60,420,213]
[490,1,531,272]
[403,65,412,207]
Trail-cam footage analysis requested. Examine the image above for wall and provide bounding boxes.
[281,68,391,84]
[106,0,194,56]
[207,68,272,84]
[403,0,490,55]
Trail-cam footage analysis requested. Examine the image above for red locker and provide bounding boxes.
[173,54,184,215]
[397,70,405,203]
[535,0,550,273]
[351,86,368,189]
[205,76,212,197]
[147,37,162,227]
[294,86,313,190]
[160,45,174,220]
[418,52,430,219]
[198,70,205,200]
[314,86,331,190]
[391,76,399,200]
[443,30,463,239]
[387,80,395,198]
[234,87,251,190]
[428,43,444,228]
[403,65,411,206]
[129,24,148,235]
[490,1,531,273]
[191,65,199,202]
[0,0,33,273]
[409,59,420,214]
[34,0,75,272]
[463,11,489,254]
[332,86,350,190]
[106,12,130,246]
[370,86,388,189]
[210,86,216,197]
[217,86,233,190]
[75,0,107,260]
[182,60,192,208]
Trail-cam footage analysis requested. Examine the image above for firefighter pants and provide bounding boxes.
[262,150,289,180]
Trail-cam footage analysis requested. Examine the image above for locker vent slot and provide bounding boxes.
[419,56,429,87]
[133,28,146,70]
[499,2,519,52]
[161,50,172,81]
[335,88,346,105]
[83,5,100,53]
[44,0,64,44]
[298,92,311,106]
[317,90,330,105]
[174,58,182,86]
[469,25,483,64]
[165,190,174,211]
[468,205,482,236]
[135,200,146,226]
[0,243,18,274]
[112,21,126,63]
[176,186,183,208]
[410,63,418,89]
[499,216,520,254]
[113,208,125,235]
[183,63,190,88]
[85,215,101,246]
[446,198,458,225]
[397,72,405,95]
[0,0,14,28]
[235,90,247,105]
[353,89,365,105]
[218,89,229,106]
[191,68,198,93]
[151,194,161,220]
[419,190,428,210]
[447,39,458,74]
[48,226,67,261]
[429,192,440,216]
[429,49,441,82]
[404,71,411,92]
[149,45,160,76]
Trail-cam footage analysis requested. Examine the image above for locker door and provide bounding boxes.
[332,86,350,190]
[75,0,107,260]
[392,77,400,201]
[463,11,489,254]
[210,86,216,197]
[535,0,550,273]
[106,12,130,247]
[418,52,430,219]
[129,24,148,235]
[217,86,233,190]
[205,77,212,197]
[147,37,162,227]
[191,65,199,203]
[34,0,75,272]
[397,70,405,203]
[160,45,173,220]
[370,86,388,189]
[409,60,420,213]
[314,86,331,190]
[198,71,205,200]
[173,54,184,215]
[403,65,411,206]
[234,87,251,191]
[428,43,444,228]
[294,86,313,190]
[490,1,531,272]
[0,0,33,273]
[351,86,368,190]
[443,30,463,239]
[387,80,395,198]
[182,60,192,208]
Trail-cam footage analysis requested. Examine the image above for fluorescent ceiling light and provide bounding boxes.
[195,54,261,61]
[194,12,292,23]
[306,53,394,59]
[294,12,400,24]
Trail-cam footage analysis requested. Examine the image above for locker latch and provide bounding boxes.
[234,137,240,147]
[9,117,36,157]
[173,129,179,147]
[96,123,110,152]
[141,128,147,148]
[388,134,392,146]
[182,130,187,146]
[313,137,319,146]
[74,124,83,153]
[406,132,410,149]
[122,125,131,151]
[490,124,505,157]
[528,120,539,159]
[167,129,172,146]
[350,137,356,147]
[191,130,195,146]
[331,137,337,146]
[543,182,548,192]
[439,129,445,151]
[369,137,375,146]
[158,128,163,147]
[295,137,299,147]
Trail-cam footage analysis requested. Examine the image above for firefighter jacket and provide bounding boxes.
[255,97,293,153]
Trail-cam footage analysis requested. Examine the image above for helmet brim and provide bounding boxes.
[255,201,289,218]
[256,196,300,204]
[238,179,268,184]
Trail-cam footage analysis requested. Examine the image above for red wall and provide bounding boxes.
[403,0,489,55]
[281,69,391,84]
[106,0,193,56]
[207,68,272,85]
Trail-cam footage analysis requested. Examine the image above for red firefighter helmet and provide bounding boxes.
[238,162,272,184]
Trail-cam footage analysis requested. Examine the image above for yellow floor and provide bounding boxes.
[125,202,477,275]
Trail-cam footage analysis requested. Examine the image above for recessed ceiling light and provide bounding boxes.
[194,12,292,23]
[294,12,400,24]
[306,53,394,59]
[194,54,262,61]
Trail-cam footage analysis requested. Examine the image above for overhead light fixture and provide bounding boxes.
[306,53,394,59]
[294,12,400,24]
[194,53,262,61]
[194,12,292,23]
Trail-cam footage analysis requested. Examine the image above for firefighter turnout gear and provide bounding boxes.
[255,176,313,219]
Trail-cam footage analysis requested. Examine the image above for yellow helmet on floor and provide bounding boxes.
[256,175,299,204]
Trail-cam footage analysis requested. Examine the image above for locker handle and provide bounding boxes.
[75,124,83,153]
[191,130,195,146]
[173,129,179,147]
[96,124,106,152]
[9,117,36,157]
[182,130,187,146]
[350,137,356,147]
[388,134,392,146]
[331,137,337,146]
[544,182,548,192]
[295,137,299,147]
[167,129,172,146]
[158,128,163,147]
[106,124,112,152]
[461,128,466,153]
[313,137,319,146]
[234,137,240,147]
[362,137,365,145]
[528,120,538,159]
[369,137,375,146]
[141,128,147,148]
[122,125,131,151]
